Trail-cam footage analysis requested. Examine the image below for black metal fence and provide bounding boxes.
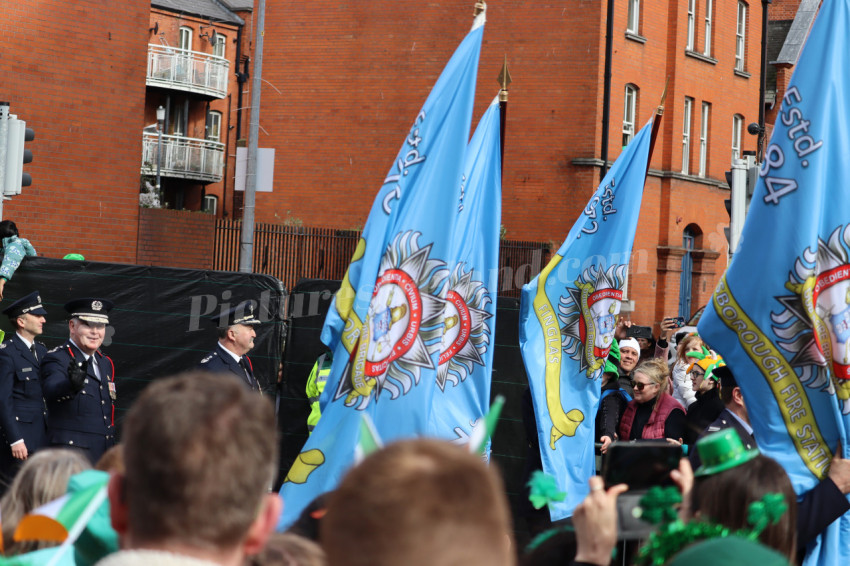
[213,220,549,297]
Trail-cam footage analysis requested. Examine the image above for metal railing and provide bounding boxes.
[141,132,225,183]
[146,44,230,99]
[212,221,550,298]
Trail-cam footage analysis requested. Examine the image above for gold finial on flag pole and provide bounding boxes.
[657,76,670,115]
[498,55,512,103]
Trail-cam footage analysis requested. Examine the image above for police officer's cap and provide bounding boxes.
[3,291,48,319]
[213,301,261,329]
[65,297,114,325]
[714,365,738,390]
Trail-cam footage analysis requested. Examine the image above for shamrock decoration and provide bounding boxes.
[527,470,566,510]
[636,486,682,525]
[747,493,788,538]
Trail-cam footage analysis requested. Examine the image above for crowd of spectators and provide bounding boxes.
[0,300,847,565]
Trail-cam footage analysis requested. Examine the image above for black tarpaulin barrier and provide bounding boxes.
[2,256,287,432]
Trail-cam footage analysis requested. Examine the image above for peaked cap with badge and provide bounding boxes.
[65,298,114,324]
[214,301,262,329]
[3,291,48,319]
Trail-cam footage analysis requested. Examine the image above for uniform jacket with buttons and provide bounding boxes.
[0,334,47,449]
[198,343,260,392]
[41,340,115,438]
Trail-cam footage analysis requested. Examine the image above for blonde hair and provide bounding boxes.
[0,448,91,555]
[633,358,670,399]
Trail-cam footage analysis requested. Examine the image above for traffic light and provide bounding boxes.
[0,102,35,196]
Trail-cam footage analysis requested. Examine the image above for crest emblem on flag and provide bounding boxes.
[436,263,492,390]
[558,263,627,379]
[334,231,447,409]
[772,225,850,413]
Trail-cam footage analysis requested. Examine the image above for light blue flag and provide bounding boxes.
[519,117,654,520]
[697,0,850,563]
[278,11,486,528]
[429,95,501,454]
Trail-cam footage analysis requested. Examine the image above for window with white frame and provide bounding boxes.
[179,26,193,51]
[699,102,710,177]
[203,195,218,215]
[214,34,226,58]
[627,0,640,34]
[682,97,693,174]
[732,114,743,161]
[207,111,222,142]
[623,85,637,147]
[736,2,747,71]
[704,0,713,56]
[686,0,696,50]
[172,104,185,137]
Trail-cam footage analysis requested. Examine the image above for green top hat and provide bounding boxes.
[608,338,621,362]
[694,428,760,477]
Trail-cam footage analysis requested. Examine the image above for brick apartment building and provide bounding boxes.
[2,0,814,327]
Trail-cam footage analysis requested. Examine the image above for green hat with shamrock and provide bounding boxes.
[694,428,760,477]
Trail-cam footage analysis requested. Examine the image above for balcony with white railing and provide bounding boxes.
[146,44,230,99]
[141,131,225,183]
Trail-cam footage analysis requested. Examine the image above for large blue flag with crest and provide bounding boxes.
[278,10,488,528]
[697,0,850,562]
[429,94,501,452]
[519,118,654,520]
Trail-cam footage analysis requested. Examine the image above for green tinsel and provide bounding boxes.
[634,493,788,565]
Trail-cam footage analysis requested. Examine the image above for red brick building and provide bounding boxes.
[1,0,150,263]
[250,0,763,325]
[3,0,786,328]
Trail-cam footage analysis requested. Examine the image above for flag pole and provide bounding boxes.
[646,77,668,175]
[498,55,512,179]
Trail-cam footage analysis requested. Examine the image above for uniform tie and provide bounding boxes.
[239,358,254,388]
[30,345,37,361]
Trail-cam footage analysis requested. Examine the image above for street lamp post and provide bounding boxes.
[156,105,165,204]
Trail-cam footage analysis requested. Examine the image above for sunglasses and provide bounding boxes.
[630,380,657,391]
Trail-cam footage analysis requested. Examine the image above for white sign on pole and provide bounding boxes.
[234,147,275,192]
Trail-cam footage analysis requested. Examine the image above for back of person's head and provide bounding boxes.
[520,526,577,566]
[321,439,514,566]
[0,220,18,240]
[95,443,124,474]
[118,371,278,552]
[1,448,91,555]
[286,492,330,542]
[247,532,326,566]
[692,455,797,560]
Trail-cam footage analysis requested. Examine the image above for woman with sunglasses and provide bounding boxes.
[617,358,686,442]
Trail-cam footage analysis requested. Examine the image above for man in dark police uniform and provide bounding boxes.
[0,291,49,485]
[198,301,262,393]
[41,298,116,464]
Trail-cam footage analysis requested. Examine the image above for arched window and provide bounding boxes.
[679,225,700,318]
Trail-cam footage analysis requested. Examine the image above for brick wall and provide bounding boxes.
[1,0,149,263]
[136,208,216,269]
